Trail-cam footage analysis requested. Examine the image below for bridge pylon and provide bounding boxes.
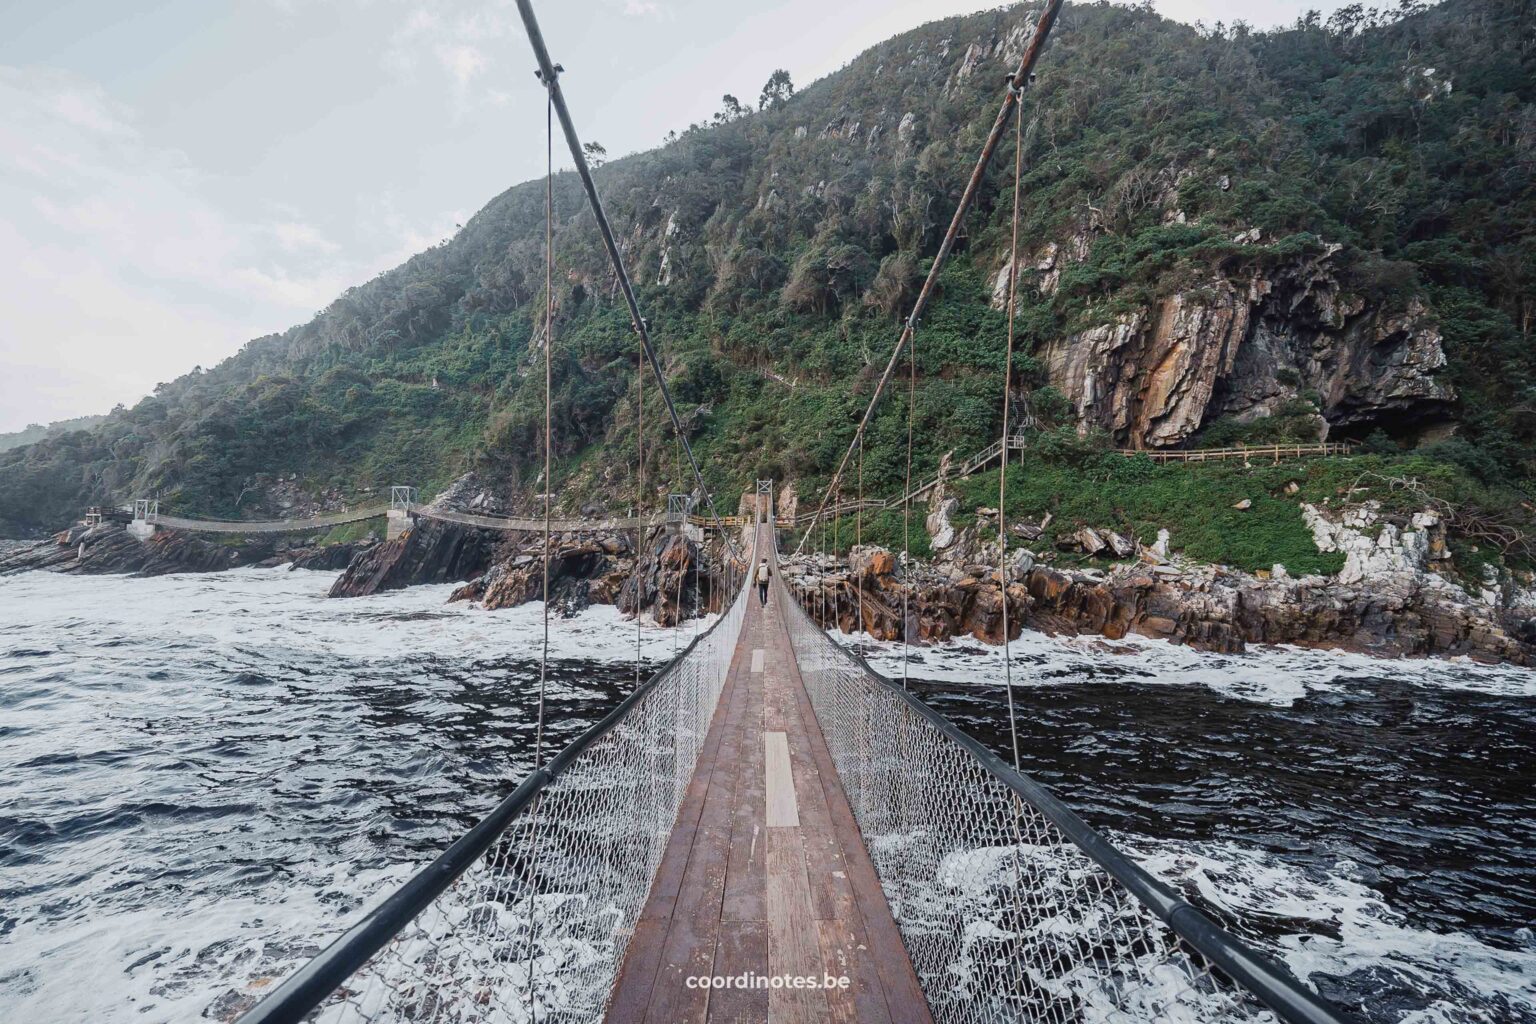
[666,493,701,542]
[387,486,418,541]
[755,478,774,524]
[128,498,158,541]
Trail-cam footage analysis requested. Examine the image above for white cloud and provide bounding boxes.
[380,1,521,113]
[0,66,455,430]
[435,42,488,90]
[266,220,341,254]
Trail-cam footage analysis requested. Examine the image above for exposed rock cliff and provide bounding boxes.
[783,543,1533,665]
[1036,246,1456,448]
[329,518,496,598]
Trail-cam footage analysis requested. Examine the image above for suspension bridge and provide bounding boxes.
[96,488,750,542]
[227,1,1349,1022]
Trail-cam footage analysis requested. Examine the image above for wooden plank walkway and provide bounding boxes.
[607,538,932,1023]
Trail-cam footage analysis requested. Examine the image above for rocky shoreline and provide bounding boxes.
[0,522,376,578]
[780,547,1536,665]
[330,516,732,625]
[771,491,1536,665]
[5,484,1534,667]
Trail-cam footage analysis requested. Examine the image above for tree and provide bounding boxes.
[583,140,607,167]
[758,69,794,111]
[713,93,747,125]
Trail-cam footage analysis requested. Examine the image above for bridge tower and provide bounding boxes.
[666,493,701,543]
[755,478,774,523]
[127,499,158,541]
[387,486,418,541]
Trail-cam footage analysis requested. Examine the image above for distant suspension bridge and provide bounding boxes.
[92,438,1353,540]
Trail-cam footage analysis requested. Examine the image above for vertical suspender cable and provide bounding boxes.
[998,96,1025,772]
[793,0,1063,556]
[536,84,554,772]
[522,80,558,1022]
[856,434,864,639]
[674,436,684,655]
[901,327,916,690]
[635,293,645,688]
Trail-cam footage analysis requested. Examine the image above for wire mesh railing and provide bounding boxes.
[237,530,756,1024]
[773,555,1345,1024]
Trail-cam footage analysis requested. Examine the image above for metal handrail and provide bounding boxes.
[772,553,1349,1024]
[235,525,758,1024]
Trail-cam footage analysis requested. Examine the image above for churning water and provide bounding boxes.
[1,567,1533,1022]
[856,632,1536,1024]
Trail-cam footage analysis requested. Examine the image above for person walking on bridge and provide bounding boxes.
[756,558,770,606]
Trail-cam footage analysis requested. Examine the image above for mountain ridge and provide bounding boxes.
[2,0,1532,563]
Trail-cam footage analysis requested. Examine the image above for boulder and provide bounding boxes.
[1076,527,1107,555]
[926,497,959,551]
[1105,531,1135,558]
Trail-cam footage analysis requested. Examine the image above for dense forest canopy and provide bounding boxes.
[1,0,1532,544]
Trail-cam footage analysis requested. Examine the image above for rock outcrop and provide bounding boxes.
[329,518,495,597]
[0,522,374,578]
[1038,246,1456,447]
[445,525,730,625]
[782,543,1533,665]
[616,532,718,626]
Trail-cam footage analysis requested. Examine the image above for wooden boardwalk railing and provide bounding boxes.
[791,439,1356,526]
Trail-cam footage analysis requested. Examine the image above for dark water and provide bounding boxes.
[913,678,1536,940]
[0,568,672,1022]
[2,567,1533,1022]
[852,632,1536,1023]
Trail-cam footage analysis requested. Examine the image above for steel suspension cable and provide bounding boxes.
[635,283,645,690]
[535,87,555,768]
[998,96,1025,772]
[514,0,740,565]
[792,0,1063,557]
[678,432,691,657]
[901,327,916,690]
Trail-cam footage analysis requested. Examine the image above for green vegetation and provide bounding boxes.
[0,414,107,454]
[316,517,386,546]
[0,0,1531,580]
[948,442,1350,576]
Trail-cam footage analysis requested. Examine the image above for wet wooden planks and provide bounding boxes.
[605,530,931,1023]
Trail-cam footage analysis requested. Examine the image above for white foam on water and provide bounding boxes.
[0,566,703,1024]
[1,860,418,1024]
[1126,835,1536,1023]
[0,564,696,666]
[844,624,1536,707]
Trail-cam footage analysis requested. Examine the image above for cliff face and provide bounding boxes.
[1035,244,1457,448]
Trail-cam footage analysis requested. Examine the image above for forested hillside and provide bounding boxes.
[2,0,1532,544]
[0,415,106,454]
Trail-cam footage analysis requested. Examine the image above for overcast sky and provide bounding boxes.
[0,0,1356,433]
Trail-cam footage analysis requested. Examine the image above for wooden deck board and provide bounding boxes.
[605,527,931,1023]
